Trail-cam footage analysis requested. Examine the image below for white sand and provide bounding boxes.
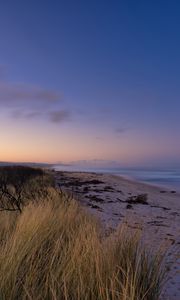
[55,171,180,300]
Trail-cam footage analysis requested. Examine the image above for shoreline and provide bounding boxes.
[54,170,180,300]
[52,167,180,192]
[53,169,180,194]
[109,173,180,193]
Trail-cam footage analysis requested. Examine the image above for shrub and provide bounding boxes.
[0,166,54,213]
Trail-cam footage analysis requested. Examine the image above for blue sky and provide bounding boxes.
[0,1,180,166]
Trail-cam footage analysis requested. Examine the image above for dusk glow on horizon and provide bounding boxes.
[0,1,180,167]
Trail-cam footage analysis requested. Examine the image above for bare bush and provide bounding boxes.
[0,166,46,213]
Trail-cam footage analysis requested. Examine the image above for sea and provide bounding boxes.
[54,165,180,192]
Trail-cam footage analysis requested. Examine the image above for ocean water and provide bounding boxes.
[54,165,180,191]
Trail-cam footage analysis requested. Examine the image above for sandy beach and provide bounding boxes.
[55,170,180,300]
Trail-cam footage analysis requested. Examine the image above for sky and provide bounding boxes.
[0,0,180,167]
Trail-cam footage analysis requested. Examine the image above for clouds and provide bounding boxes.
[49,110,70,123]
[0,66,60,105]
[0,78,71,124]
[115,127,130,134]
[68,159,122,168]
[0,82,61,104]
[11,110,41,120]
[11,109,71,124]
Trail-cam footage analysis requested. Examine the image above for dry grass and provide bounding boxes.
[0,168,166,300]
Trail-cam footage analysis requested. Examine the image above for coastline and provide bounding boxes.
[53,164,180,192]
[54,170,180,300]
[108,172,180,193]
[54,168,180,194]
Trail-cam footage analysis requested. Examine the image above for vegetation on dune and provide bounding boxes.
[0,166,54,213]
[0,166,165,300]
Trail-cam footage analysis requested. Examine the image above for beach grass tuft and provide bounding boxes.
[0,167,166,300]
